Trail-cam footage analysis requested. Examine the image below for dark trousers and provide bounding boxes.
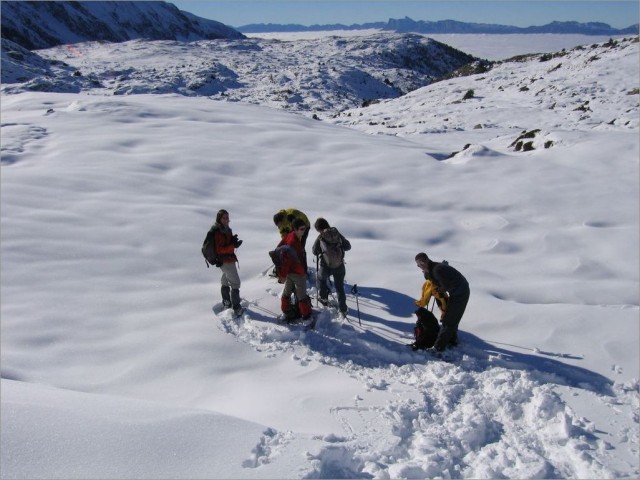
[318,263,347,313]
[434,288,470,351]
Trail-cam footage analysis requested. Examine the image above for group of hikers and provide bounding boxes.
[203,208,469,353]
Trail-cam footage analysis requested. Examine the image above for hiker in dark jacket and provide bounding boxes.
[210,209,243,316]
[276,218,313,321]
[415,252,470,351]
[311,218,351,317]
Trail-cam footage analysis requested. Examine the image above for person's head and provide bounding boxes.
[415,252,429,271]
[314,217,330,232]
[292,218,307,239]
[273,211,286,227]
[216,209,230,225]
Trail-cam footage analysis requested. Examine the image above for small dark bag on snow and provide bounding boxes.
[412,307,440,350]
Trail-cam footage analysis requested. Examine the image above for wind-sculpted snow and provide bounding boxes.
[213,286,634,478]
[1,34,638,479]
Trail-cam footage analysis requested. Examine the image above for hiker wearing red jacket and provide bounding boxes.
[276,218,312,321]
[209,209,243,316]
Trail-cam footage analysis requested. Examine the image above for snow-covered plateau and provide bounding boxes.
[1,33,639,479]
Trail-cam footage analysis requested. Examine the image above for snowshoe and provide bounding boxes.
[281,306,302,324]
[302,311,319,330]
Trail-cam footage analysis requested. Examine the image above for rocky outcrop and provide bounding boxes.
[1,1,244,50]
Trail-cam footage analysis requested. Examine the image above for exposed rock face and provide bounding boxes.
[1,1,244,50]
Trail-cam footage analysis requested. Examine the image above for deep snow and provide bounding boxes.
[1,33,638,479]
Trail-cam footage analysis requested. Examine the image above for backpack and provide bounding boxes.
[269,244,299,272]
[412,307,440,350]
[202,226,219,268]
[319,228,344,268]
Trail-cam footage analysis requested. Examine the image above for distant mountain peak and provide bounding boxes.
[237,16,638,36]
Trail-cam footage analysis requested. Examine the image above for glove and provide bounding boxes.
[233,234,243,248]
[214,257,223,268]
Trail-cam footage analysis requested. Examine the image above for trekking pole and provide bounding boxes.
[350,284,361,326]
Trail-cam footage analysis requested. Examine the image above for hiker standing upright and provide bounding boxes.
[415,252,469,351]
[205,209,244,316]
[274,218,313,321]
[311,217,351,318]
[273,208,311,274]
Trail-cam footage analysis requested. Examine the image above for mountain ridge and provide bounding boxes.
[238,16,638,35]
[1,33,484,113]
[0,1,244,50]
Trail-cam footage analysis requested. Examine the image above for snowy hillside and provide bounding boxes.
[0,0,244,50]
[328,37,639,150]
[1,33,639,479]
[2,32,478,113]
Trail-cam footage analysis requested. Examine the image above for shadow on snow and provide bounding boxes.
[221,284,614,396]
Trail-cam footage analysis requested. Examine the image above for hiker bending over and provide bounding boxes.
[273,208,310,273]
[415,252,469,351]
[409,267,449,351]
[311,217,351,317]
[273,218,313,321]
[207,209,244,316]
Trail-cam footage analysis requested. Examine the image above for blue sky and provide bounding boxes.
[172,1,639,28]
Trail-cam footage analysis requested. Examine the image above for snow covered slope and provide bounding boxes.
[2,33,478,112]
[1,34,638,479]
[329,37,639,151]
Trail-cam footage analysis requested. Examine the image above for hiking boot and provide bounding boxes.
[284,307,301,323]
[233,305,245,317]
[221,286,232,309]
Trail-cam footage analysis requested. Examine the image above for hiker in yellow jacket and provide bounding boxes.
[415,278,448,319]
